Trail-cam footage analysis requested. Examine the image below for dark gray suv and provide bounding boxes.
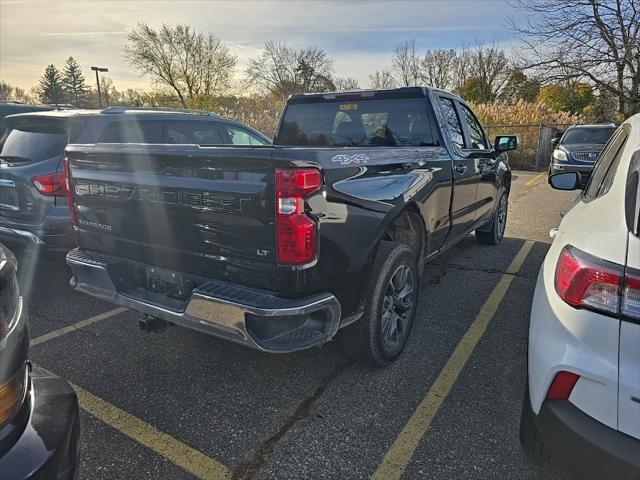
[549,123,616,182]
[0,107,271,255]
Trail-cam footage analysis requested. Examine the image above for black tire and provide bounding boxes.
[338,241,419,367]
[476,188,508,245]
[519,378,546,460]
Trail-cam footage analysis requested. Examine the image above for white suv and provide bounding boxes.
[520,114,640,479]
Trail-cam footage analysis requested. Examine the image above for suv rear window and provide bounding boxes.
[0,128,67,163]
[276,98,436,147]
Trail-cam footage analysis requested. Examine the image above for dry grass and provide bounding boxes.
[474,100,582,169]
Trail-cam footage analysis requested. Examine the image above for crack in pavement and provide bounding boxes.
[232,359,353,480]
[429,262,535,279]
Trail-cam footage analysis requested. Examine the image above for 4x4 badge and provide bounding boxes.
[332,153,369,165]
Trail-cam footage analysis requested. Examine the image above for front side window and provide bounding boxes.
[276,97,436,147]
[459,104,488,150]
[437,97,464,150]
[224,125,268,145]
[584,126,628,199]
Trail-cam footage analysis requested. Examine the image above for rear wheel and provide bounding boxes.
[476,188,507,245]
[519,378,546,460]
[338,241,418,367]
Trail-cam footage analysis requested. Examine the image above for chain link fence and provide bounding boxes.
[484,123,574,171]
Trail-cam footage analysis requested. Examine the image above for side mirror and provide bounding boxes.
[494,135,518,152]
[550,137,559,145]
[549,172,580,191]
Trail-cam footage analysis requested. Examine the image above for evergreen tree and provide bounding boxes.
[37,64,64,105]
[62,57,88,105]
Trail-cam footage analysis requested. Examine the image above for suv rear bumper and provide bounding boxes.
[66,249,341,353]
[535,400,640,480]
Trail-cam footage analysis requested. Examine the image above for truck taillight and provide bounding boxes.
[63,157,78,225]
[275,168,321,265]
[554,245,622,315]
[32,172,67,196]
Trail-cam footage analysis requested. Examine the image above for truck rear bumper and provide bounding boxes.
[66,249,341,353]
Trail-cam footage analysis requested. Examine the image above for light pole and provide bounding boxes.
[91,66,108,108]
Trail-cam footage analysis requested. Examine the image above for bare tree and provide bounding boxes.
[0,81,13,101]
[246,42,335,100]
[368,69,397,88]
[125,23,236,108]
[333,77,360,90]
[508,0,640,115]
[465,40,511,101]
[392,40,421,86]
[420,49,458,89]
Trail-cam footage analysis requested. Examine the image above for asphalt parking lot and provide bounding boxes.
[17,170,574,480]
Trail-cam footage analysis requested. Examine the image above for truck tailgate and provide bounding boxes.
[66,144,278,290]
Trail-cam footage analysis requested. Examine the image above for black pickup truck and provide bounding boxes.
[65,87,517,366]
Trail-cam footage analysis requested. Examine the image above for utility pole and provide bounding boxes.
[91,66,108,108]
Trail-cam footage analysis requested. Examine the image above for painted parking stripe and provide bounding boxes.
[372,240,534,480]
[35,365,231,479]
[525,172,545,187]
[30,307,128,346]
[74,382,231,479]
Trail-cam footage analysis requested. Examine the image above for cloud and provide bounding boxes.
[0,0,519,90]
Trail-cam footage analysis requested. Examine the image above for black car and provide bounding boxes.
[0,243,80,479]
[0,107,271,256]
[549,124,617,182]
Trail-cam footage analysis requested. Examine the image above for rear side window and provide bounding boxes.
[0,128,67,163]
[585,125,629,199]
[164,122,223,144]
[222,125,268,145]
[99,121,162,143]
[276,97,436,147]
[437,97,464,150]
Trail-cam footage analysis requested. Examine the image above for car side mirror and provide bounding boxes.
[494,135,518,152]
[549,172,580,191]
[550,137,559,146]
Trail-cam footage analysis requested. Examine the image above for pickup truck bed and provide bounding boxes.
[66,87,515,365]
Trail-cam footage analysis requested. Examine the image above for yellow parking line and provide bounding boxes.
[74,383,231,480]
[525,172,545,187]
[30,307,127,346]
[371,240,534,480]
[35,365,231,479]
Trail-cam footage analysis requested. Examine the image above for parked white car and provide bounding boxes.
[520,113,640,479]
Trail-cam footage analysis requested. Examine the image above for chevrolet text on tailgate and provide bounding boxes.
[65,87,518,366]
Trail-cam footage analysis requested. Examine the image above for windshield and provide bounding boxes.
[561,127,616,145]
[276,97,437,147]
[0,128,67,163]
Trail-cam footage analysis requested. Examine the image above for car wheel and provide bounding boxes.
[519,377,546,460]
[476,188,508,245]
[338,241,418,367]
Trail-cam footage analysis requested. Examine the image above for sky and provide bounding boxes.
[0,0,522,92]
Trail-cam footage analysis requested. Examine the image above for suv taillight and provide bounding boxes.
[32,172,67,196]
[275,168,321,265]
[554,245,640,319]
[621,269,640,320]
[546,371,580,400]
[63,157,78,225]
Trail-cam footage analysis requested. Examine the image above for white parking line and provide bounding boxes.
[30,307,127,346]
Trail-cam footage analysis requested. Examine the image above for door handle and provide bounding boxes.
[455,164,468,174]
